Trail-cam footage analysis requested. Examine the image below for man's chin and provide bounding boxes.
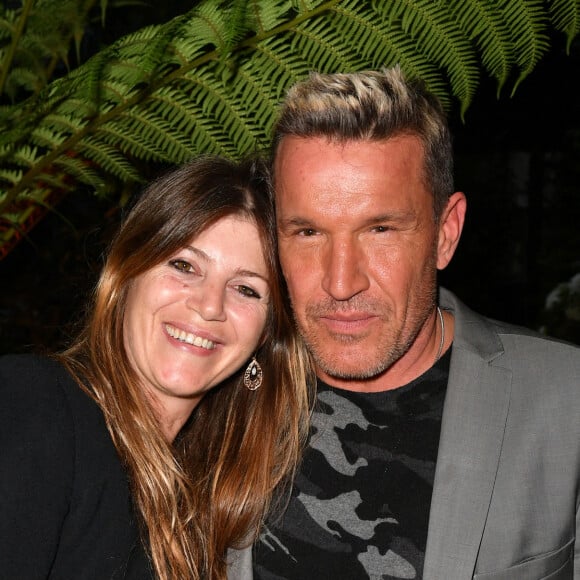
[302,332,392,380]
[314,355,388,382]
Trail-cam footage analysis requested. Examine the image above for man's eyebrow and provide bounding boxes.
[277,212,415,229]
[362,211,416,224]
[276,217,314,229]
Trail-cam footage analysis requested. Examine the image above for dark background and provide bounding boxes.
[1,18,579,354]
[444,37,580,343]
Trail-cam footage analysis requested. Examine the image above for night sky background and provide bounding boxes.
[1,7,579,354]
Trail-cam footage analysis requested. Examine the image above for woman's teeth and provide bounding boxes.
[165,324,215,350]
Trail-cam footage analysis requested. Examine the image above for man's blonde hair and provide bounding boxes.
[272,66,453,219]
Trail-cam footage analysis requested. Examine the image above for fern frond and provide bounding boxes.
[52,154,102,188]
[149,84,230,153]
[0,0,35,96]
[0,168,24,188]
[448,0,514,94]
[0,0,86,96]
[0,0,578,258]
[248,0,296,33]
[385,0,479,113]
[335,3,451,105]
[0,0,153,102]
[549,0,580,51]
[499,0,550,92]
[11,144,39,169]
[74,136,142,182]
[3,66,43,98]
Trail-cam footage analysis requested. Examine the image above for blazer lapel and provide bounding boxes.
[423,290,512,579]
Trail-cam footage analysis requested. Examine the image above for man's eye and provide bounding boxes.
[299,228,317,237]
[169,259,193,273]
[373,225,390,233]
[236,285,261,299]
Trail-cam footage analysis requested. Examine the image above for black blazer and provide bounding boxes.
[0,354,153,579]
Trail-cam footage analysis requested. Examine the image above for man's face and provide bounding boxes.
[275,135,453,390]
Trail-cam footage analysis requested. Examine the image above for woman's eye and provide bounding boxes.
[298,228,317,237]
[236,285,261,299]
[169,259,193,273]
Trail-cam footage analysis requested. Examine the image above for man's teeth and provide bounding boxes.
[165,324,216,350]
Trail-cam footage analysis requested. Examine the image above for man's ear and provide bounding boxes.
[437,191,466,270]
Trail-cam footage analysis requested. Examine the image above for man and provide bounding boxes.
[229,66,580,579]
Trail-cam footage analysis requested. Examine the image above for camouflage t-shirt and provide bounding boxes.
[253,348,450,580]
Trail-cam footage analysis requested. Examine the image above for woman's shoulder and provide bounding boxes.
[0,352,72,388]
[0,352,123,487]
[0,353,70,400]
[0,356,145,579]
[0,353,101,433]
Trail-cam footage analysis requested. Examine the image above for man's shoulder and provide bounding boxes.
[491,318,579,353]
[450,299,579,401]
[441,287,579,359]
[458,306,580,367]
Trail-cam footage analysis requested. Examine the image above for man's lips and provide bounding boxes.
[318,313,378,333]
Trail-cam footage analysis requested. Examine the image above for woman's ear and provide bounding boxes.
[437,191,467,270]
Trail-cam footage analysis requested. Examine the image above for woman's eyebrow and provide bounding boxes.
[185,246,269,283]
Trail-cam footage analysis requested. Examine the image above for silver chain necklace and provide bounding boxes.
[435,306,445,363]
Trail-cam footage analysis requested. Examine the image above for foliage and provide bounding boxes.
[0,0,579,258]
[542,273,580,342]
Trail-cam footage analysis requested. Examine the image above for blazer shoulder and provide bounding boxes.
[492,317,577,345]
[442,287,579,364]
[486,324,580,408]
[492,321,580,362]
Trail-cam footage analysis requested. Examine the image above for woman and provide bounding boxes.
[0,156,312,579]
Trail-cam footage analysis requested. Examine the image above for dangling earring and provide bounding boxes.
[243,356,263,391]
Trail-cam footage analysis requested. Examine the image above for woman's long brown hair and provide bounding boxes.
[58,156,313,579]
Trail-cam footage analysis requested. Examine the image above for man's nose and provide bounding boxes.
[321,238,369,301]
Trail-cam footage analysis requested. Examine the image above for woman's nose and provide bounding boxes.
[186,283,227,322]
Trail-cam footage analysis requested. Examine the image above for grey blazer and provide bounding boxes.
[228,288,580,579]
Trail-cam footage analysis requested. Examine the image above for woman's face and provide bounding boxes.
[123,215,270,437]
